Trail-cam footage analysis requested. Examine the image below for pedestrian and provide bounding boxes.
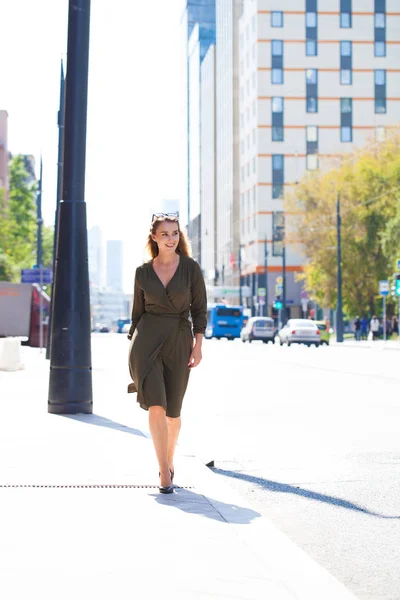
[127,213,207,494]
[391,316,399,341]
[361,316,369,340]
[353,315,361,341]
[370,315,380,341]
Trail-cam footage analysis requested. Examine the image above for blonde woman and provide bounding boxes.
[127,213,207,493]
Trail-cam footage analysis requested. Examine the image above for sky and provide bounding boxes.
[0,0,186,292]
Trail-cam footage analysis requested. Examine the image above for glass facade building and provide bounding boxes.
[181,0,216,238]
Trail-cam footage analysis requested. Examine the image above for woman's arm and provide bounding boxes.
[127,268,145,340]
[188,261,207,367]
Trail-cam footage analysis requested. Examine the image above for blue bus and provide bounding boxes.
[205,303,245,340]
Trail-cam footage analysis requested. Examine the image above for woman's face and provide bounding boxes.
[152,220,180,254]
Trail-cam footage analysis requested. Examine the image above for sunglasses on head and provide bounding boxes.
[152,212,179,222]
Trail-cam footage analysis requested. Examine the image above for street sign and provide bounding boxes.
[259,298,265,305]
[276,276,283,284]
[21,268,53,285]
[300,290,308,300]
[275,284,283,295]
[379,280,389,296]
[274,300,283,310]
[257,287,266,297]
[397,259,400,270]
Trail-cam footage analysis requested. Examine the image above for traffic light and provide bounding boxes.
[273,296,283,310]
[396,274,400,297]
[391,273,400,297]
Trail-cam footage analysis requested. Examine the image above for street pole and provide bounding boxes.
[336,192,344,343]
[36,157,44,354]
[282,217,286,325]
[48,0,93,415]
[46,60,65,360]
[383,296,386,342]
[264,237,268,317]
[238,246,242,306]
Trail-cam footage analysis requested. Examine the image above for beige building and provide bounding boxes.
[239,0,400,317]
[0,111,9,201]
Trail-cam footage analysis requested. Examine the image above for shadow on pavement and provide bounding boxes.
[213,468,400,520]
[64,414,145,437]
[151,487,262,523]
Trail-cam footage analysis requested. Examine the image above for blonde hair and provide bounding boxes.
[145,216,192,260]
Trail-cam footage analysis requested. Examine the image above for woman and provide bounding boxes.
[127,213,207,494]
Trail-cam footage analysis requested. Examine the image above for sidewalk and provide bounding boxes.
[0,343,359,600]
[330,337,400,350]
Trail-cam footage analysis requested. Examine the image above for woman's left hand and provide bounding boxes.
[188,344,202,368]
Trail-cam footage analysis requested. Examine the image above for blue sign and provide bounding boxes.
[21,268,53,284]
[397,259,400,271]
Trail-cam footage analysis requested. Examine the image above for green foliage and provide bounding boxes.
[0,155,54,283]
[285,130,400,317]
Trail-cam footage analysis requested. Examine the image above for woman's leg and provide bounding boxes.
[148,406,172,487]
[167,416,181,474]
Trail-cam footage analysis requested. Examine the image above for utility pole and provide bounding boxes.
[238,246,242,306]
[37,157,44,353]
[336,192,344,343]
[48,0,93,414]
[282,216,286,325]
[46,60,65,360]
[264,237,268,317]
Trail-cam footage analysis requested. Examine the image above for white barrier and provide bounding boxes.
[0,337,24,371]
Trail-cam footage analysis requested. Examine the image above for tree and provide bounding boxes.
[285,130,400,317]
[0,156,37,281]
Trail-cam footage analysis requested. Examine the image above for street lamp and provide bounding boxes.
[48,0,93,414]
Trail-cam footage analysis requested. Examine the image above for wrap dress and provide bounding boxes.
[127,255,207,418]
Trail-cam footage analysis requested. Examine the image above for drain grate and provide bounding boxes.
[0,484,194,489]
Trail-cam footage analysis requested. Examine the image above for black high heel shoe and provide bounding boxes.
[159,472,174,494]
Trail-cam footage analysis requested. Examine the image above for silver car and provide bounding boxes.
[277,319,321,347]
[241,317,275,343]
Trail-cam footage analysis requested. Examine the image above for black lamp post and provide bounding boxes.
[48,0,93,414]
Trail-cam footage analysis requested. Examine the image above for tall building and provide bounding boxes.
[88,226,105,289]
[181,0,216,261]
[216,0,243,289]
[239,0,400,317]
[200,44,217,285]
[106,240,123,291]
[0,110,9,201]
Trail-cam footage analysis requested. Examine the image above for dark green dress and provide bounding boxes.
[127,255,207,417]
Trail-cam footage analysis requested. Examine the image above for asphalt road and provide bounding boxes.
[179,338,400,600]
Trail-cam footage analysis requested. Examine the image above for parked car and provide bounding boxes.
[314,320,330,345]
[277,319,321,347]
[240,316,275,344]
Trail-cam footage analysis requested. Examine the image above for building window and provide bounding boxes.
[375,69,386,85]
[306,126,318,142]
[252,43,256,60]
[271,69,283,84]
[252,129,256,145]
[272,154,284,199]
[252,15,256,32]
[375,13,385,28]
[307,98,318,113]
[271,40,283,56]
[306,40,317,56]
[240,141,244,154]
[272,127,284,142]
[375,98,386,113]
[306,68,317,84]
[340,41,352,56]
[374,42,386,57]
[340,69,352,85]
[376,126,385,142]
[306,12,317,27]
[271,11,283,27]
[341,98,352,113]
[253,157,256,173]
[340,0,352,27]
[247,162,250,176]
[341,126,352,142]
[272,97,283,113]
[272,212,284,257]
[340,12,351,27]
[306,155,318,170]
[241,166,244,181]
